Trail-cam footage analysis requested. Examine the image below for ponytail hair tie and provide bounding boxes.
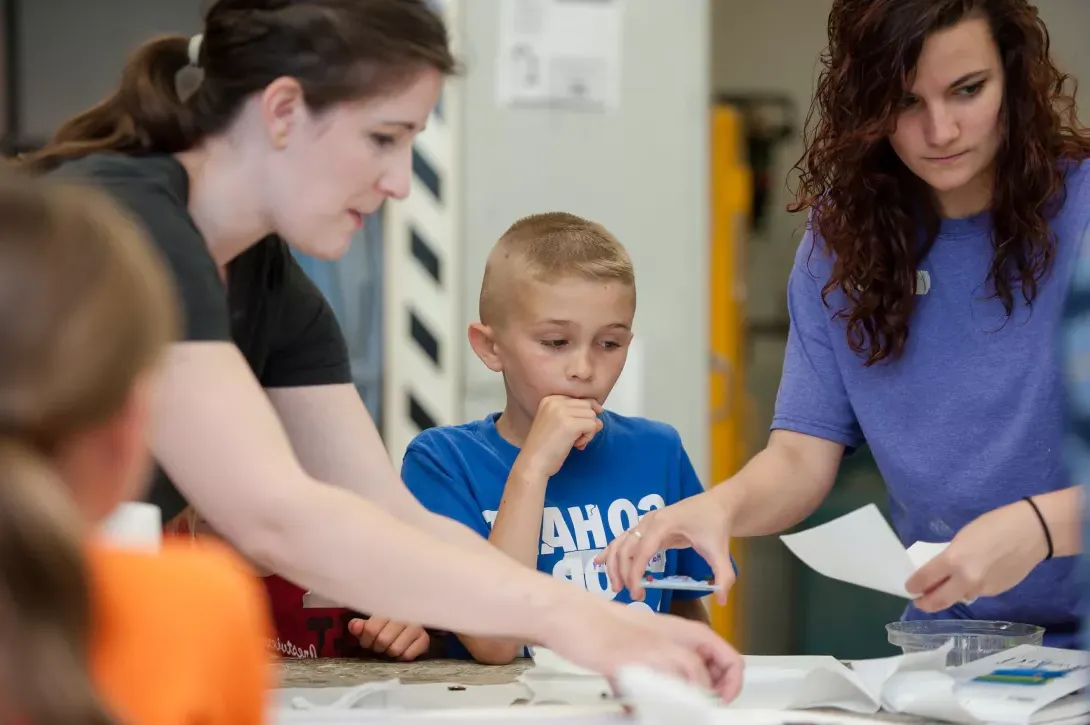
[188,33,204,67]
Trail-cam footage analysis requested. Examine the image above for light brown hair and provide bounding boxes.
[21,0,457,172]
[0,174,178,725]
[479,212,635,326]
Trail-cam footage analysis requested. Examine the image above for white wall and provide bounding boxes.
[457,0,712,477]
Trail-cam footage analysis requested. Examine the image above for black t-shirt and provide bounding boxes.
[51,153,353,522]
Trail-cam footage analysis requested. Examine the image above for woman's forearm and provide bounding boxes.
[713,430,845,538]
[152,348,573,643]
[248,478,566,641]
[266,383,544,567]
[388,486,544,572]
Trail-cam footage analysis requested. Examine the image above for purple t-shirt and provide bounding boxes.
[774,160,1090,646]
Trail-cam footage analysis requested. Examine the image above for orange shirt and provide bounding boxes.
[88,539,275,725]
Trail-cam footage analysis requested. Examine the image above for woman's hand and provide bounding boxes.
[543,598,745,702]
[906,499,1051,613]
[348,617,432,661]
[594,490,736,607]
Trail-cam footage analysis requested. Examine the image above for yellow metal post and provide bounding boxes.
[708,104,752,648]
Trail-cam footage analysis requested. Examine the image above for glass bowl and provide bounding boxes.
[886,620,1044,667]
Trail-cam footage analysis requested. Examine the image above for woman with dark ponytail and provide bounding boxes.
[21,0,743,693]
[0,175,272,725]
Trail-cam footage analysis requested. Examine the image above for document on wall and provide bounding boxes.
[495,0,624,112]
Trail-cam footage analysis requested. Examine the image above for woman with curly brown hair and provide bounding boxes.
[600,0,1090,647]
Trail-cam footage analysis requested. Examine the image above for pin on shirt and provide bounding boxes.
[916,270,931,295]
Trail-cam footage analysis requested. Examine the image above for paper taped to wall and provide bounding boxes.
[496,0,624,112]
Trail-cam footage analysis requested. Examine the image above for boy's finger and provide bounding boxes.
[364,616,389,633]
[386,626,419,658]
[400,633,431,662]
[358,617,389,648]
[373,622,404,652]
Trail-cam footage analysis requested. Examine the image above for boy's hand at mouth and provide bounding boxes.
[519,395,604,478]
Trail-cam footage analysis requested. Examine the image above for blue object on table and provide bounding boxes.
[988,669,1066,679]
[974,668,1068,685]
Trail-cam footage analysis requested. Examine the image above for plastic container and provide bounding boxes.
[886,620,1044,666]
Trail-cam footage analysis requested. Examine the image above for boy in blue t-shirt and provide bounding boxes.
[400,212,730,664]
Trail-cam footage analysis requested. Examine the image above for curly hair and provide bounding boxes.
[790,0,1090,365]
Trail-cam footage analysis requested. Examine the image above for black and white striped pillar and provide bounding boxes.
[383,0,463,467]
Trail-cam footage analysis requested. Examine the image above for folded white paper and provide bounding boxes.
[614,665,717,725]
[275,680,559,713]
[520,647,614,706]
[271,646,1087,725]
[287,680,402,710]
[527,647,601,678]
[779,503,949,598]
[735,644,949,714]
[736,644,1089,725]
[947,646,1090,724]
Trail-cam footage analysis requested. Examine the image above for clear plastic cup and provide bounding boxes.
[886,620,1044,666]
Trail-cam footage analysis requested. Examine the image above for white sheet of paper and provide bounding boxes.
[614,665,718,725]
[906,540,950,569]
[779,504,949,598]
[733,655,881,713]
[951,645,1090,724]
[528,647,601,678]
[495,0,624,112]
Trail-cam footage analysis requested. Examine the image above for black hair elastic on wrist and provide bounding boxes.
[1022,496,1053,561]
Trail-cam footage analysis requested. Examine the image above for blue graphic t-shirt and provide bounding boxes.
[402,410,719,656]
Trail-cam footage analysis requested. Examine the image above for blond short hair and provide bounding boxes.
[479,212,634,325]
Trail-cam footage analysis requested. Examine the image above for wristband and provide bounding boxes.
[1022,496,1053,561]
